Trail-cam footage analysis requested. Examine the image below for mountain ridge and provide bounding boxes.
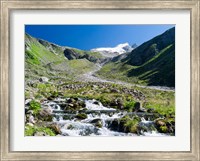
[96,27,175,87]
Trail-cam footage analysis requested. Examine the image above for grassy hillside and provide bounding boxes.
[25,33,102,81]
[97,27,175,87]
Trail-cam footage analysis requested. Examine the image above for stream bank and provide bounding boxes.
[25,96,175,136]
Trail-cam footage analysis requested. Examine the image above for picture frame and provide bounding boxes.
[0,0,199,160]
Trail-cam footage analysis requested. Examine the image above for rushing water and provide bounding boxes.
[41,98,167,136]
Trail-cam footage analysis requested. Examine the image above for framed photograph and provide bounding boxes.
[0,0,199,160]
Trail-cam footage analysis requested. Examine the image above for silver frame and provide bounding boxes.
[0,0,199,160]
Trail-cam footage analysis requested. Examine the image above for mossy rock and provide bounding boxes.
[90,119,103,128]
[37,108,53,121]
[49,123,61,134]
[154,118,175,134]
[95,121,103,128]
[154,118,166,126]
[159,125,168,133]
[63,115,72,120]
[75,113,87,120]
[118,116,140,134]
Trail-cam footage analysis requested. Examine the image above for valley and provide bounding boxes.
[25,27,175,136]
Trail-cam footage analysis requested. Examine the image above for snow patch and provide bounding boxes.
[91,42,134,56]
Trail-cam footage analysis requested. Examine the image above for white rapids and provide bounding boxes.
[40,98,170,136]
[85,99,116,111]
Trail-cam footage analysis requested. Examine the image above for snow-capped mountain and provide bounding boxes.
[91,43,135,58]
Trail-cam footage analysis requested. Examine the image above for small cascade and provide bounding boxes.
[85,99,116,111]
[41,98,169,136]
[43,101,61,111]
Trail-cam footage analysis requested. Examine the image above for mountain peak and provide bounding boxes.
[91,42,134,57]
[131,43,138,49]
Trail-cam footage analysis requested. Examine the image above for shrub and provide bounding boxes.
[29,100,41,114]
[124,101,136,112]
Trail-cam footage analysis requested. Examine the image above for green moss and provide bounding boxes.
[25,126,56,136]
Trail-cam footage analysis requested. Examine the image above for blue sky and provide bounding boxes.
[25,25,174,50]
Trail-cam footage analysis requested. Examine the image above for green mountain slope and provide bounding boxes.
[97,27,175,87]
[25,33,103,81]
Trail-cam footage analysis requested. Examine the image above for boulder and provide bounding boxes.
[26,110,34,115]
[29,115,36,124]
[58,103,67,109]
[77,100,86,108]
[155,119,166,126]
[134,102,141,111]
[26,123,34,127]
[47,95,56,101]
[49,123,61,134]
[90,119,103,128]
[39,77,49,83]
[93,101,100,105]
[63,115,72,120]
[116,99,124,109]
[67,98,75,103]
[68,103,74,107]
[134,102,147,112]
[38,107,53,121]
[111,89,120,93]
[34,132,47,136]
[147,108,155,113]
[25,99,32,105]
[75,113,87,120]
[108,119,119,131]
[138,107,147,112]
